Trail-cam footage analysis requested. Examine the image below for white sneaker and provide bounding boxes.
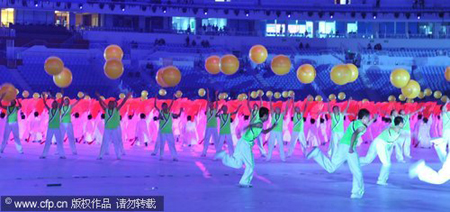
[350,193,363,199]
[376,181,388,186]
[409,160,425,179]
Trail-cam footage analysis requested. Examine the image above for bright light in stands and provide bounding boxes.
[417,15,421,19]
[373,15,377,19]
[79,6,83,9]
[163,10,167,13]
[246,13,249,17]
[288,14,291,18]
[330,15,334,19]
[204,12,208,15]
[122,8,125,12]
[34,4,38,7]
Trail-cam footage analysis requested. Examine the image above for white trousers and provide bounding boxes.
[99,128,122,159]
[267,131,285,161]
[222,139,254,186]
[42,128,65,157]
[328,131,344,157]
[416,157,450,184]
[218,134,234,155]
[432,129,450,163]
[360,138,393,184]
[288,131,306,157]
[394,130,411,161]
[1,122,23,153]
[312,144,364,197]
[60,123,77,154]
[255,134,266,156]
[154,132,177,159]
[202,127,219,155]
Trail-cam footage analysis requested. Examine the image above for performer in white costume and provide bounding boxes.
[215,107,277,187]
[266,95,291,162]
[0,94,24,154]
[360,116,404,186]
[409,156,450,185]
[60,95,83,155]
[307,109,377,199]
[432,102,450,163]
[321,98,352,157]
[287,98,308,158]
[201,90,219,157]
[246,91,266,157]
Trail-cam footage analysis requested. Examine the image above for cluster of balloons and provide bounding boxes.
[0,83,18,102]
[104,44,124,80]
[327,92,346,101]
[156,66,182,88]
[205,54,240,75]
[330,64,359,85]
[390,68,420,100]
[44,56,72,88]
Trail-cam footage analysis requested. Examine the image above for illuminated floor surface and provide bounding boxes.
[0,141,449,212]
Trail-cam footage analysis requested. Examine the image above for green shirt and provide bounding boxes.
[443,112,450,130]
[250,110,260,123]
[271,113,284,132]
[340,120,367,147]
[48,108,61,129]
[293,113,304,132]
[331,113,344,133]
[242,121,263,146]
[206,109,217,127]
[377,128,401,143]
[402,115,411,131]
[219,114,231,135]
[6,106,18,123]
[159,112,173,134]
[105,108,120,129]
[61,106,72,123]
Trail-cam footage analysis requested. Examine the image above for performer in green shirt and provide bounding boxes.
[360,116,404,186]
[287,95,308,158]
[96,92,131,160]
[60,94,83,155]
[323,98,352,157]
[307,109,377,199]
[396,107,424,160]
[216,99,241,156]
[40,93,65,159]
[152,94,183,161]
[266,95,291,162]
[0,94,24,154]
[201,89,219,157]
[246,91,266,157]
[215,107,277,187]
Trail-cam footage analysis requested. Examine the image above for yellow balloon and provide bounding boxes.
[205,55,221,75]
[77,92,84,98]
[159,89,167,96]
[434,91,442,99]
[119,93,125,99]
[338,92,346,100]
[22,90,29,98]
[446,66,450,82]
[271,55,291,76]
[390,68,410,88]
[288,90,294,97]
[346,64,359,82]
[55,92,63,99]
[175,90,183,98]
[100,96,106,100]
[242,93,248,100]
[401,80,421,99]
[104,44,124,60]
[266,91,273,98]
[249,45,268,64]
[141,96,148,101]
[274,92,281,99]
[329,94,336,101]
[44,56,64,76]
[104,59,124,80]
[388,95,396,102]
[315,95,323,102]
[198,88,206,97]
[33,92,40,99]
[406,99,414,103]
[0,83,17,102]
[418,91,425,99]
[53,67,72,88]
[250,91,258,99]
[424,88,432,96]
[399,94,406,101]
[307,95,314,102]
[237,94,244,101]
[220,54,239,75]
[441,95,448,103]
[257,89,264,97]
[141,90,148,97]
[84,95,91,100]
[282,91,289,98]
[296,64,316,84]
[362,98,369,103]
[331,64,351,85]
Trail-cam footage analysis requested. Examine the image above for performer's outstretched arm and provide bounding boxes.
[117,92,132,110]
[95,92,107,111]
